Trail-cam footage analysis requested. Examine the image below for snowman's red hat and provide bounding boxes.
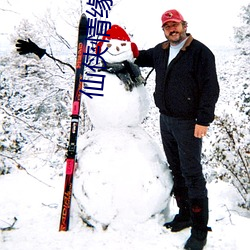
[96,25,139,58]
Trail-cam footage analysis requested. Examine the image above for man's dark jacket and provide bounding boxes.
[135,34,220,126]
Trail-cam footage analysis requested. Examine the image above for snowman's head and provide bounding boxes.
[96,25,139,64]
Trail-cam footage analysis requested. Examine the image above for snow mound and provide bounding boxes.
[74,127,173,229]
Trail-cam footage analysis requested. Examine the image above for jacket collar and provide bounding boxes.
[162,33,193,50]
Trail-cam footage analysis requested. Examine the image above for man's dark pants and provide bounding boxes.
[160,114,207,200]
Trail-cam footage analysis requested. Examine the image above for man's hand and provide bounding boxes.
[194,124,208,138]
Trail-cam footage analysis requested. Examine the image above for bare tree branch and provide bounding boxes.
[0,153,54,188]
[0,217,18,231]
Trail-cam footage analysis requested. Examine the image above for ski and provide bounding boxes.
[59,13,88,231]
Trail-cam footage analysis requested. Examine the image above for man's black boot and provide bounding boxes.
[164,196,192,232]
[184,197,210,250]
[184,228,208,250]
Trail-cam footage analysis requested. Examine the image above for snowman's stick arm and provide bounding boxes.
[16,38,75,72]
[145,68,154,83]
[45,52,75,72]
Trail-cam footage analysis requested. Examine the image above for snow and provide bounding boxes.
[1,172,250,250]
[1,1,250,249]
[74,127,172,228]
[85,75,150,128]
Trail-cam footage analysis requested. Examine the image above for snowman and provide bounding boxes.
[73,25,173,230]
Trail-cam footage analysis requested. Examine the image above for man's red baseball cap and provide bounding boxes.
[161,9,185,27]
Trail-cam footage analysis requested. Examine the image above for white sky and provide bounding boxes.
[0,0,249,53]
[110,0,249,48]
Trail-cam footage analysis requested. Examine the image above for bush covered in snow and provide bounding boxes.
[203,4,250,209]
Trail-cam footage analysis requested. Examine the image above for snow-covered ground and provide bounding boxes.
[1,169,250,250]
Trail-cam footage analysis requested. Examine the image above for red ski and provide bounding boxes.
[59,13,88,231]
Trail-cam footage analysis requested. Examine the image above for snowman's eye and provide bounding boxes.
[107,43,112,48]
[121,43,126,46]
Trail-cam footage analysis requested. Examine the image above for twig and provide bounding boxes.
[0,153,54,188]
[46,52,75,72]
[72,194,95,229]
[42,203,58,209]
[222,204,234,225]
[0,217,18,231]
[223,123,250,181]
[0,8,18,14]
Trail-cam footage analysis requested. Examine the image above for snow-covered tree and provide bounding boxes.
[204,4,250,209]
[234,4,250,56]
[0,19,75,175]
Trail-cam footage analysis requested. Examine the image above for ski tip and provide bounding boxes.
[80,13,87,21]
[79,13,88,29]
[81,13,87,18]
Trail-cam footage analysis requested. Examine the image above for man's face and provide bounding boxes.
[162,21,187,45]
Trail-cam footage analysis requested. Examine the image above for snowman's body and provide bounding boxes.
[84,72,149,128]
[74,26,173,229]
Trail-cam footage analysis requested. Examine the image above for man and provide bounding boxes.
[135,9,219,250]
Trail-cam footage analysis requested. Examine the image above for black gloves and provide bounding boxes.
[105,61,146,91]
[16,38,46,59]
